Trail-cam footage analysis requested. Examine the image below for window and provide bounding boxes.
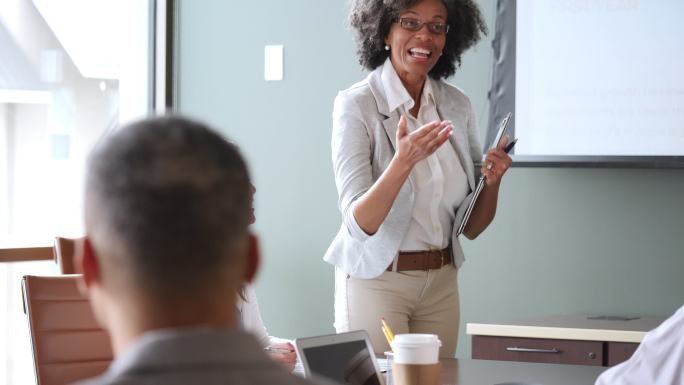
[0,0,154,247]
[0,0,169,383]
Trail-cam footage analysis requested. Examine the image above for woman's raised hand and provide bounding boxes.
[395,115,453,168]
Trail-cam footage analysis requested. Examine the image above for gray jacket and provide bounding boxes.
[74,328,325,385]
[323,67,483,279]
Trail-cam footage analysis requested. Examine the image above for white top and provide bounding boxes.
[237,285,284,347]
[380,59,468,251]
[595,304,684,385]
[467,314,663,343]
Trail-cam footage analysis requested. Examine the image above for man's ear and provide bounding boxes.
[243,234,260,284]
[78,237,101,294]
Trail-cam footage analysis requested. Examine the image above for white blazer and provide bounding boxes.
[323,66,483,279]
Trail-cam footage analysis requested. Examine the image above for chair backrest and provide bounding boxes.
[53,237,81,275]
[22,275,113,385]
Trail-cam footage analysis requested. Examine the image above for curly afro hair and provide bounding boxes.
[349,0,487,79]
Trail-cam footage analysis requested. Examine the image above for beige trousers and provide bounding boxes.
[334,265,459,357]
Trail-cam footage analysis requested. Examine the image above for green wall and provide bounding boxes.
[177,0,684,358]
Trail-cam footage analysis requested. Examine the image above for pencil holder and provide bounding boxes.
[384,351,394,385]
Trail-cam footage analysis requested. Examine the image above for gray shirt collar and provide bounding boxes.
[106,327,270,377]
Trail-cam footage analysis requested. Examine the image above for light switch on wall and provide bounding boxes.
[264,45,283,81]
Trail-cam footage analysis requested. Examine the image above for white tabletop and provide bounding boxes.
[466,314,664,343]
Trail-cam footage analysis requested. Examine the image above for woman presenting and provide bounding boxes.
[324,0,512,357]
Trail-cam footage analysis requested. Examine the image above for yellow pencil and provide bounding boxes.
[382,326,394,351]
[381,317,395,342]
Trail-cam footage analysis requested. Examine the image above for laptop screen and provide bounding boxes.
[301,340,382,385]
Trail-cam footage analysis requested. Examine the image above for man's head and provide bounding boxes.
[79,116,258,346]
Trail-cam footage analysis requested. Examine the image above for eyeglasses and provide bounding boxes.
[395,17,450,35]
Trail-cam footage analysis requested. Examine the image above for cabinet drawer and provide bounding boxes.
[472,336,603,366]
[607,342,638,366]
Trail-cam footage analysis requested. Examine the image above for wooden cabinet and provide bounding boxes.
[467,315,661,367]
[472,336,604,366]
[606,342,639,367]
[472,336,641,366]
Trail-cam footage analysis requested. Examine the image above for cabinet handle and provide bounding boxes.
[506,347,561,354]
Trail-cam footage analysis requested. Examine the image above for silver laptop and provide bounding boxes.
[295,330,385,385]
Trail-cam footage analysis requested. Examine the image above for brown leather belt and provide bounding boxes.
[387,247,452,272]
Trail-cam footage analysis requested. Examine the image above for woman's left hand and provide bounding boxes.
[481,136,513,187]
[266,342,297,372]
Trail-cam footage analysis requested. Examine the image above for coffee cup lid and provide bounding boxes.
[392,333,442,347]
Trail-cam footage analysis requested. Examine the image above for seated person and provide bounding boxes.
[75,116,321,385]
[239,284,296,370]
[595,304,684,385]
[239,183,297,371]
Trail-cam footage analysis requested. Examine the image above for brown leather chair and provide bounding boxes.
[53,237,82,275]
[22,275,113,385]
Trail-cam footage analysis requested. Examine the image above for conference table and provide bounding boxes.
[298,355,606,384]
[435,358,606,385]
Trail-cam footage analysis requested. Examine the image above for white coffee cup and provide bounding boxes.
[391,334,441,365]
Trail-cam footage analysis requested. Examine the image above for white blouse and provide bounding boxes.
[380,59,469,251]
[236,285,284,347]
